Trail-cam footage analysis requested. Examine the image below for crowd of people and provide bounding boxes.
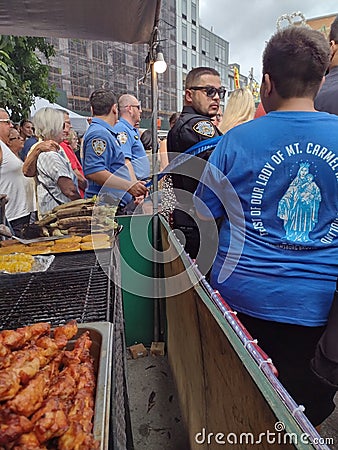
[0,14,338,430]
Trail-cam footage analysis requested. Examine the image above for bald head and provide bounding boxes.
[118,94,142,127]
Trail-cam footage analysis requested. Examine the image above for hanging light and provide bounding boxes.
[154,45,167,74]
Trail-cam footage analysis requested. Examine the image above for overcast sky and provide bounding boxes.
[199,1,337,82]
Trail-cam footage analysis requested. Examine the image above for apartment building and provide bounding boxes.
[43,0,246,129]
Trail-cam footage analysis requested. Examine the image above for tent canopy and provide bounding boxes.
[0,0,160,43]
[30,97,89,135]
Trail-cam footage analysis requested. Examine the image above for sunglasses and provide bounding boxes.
[0,119,11,124]
[128,104,141,110]
[189,85,226,99]
[9,136,22,141]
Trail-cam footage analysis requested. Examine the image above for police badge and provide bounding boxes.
[117,131,128,145]
[92,139,107,156]
[193,120,215,137]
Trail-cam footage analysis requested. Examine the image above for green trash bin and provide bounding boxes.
[116,214,155,347]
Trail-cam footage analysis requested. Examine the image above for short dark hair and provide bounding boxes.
[185,67,220,89]
[262,26,330,99]
[169,112,180,127]
[19,119,33,127]
[89,89,117,116]
[329,15,338,42]
[140,129,152,150]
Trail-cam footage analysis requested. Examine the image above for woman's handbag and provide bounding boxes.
[311,281,338,389]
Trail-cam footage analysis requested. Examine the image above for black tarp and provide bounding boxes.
[0,0,160,43]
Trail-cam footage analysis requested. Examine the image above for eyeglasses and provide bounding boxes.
[9,136,22,141]
[0,119,11,124]
[189,86,226,99]
[128,104,141,110]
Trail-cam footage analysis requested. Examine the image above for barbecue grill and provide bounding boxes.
[48,248,113,271]
[0,244,131,449]
[0,248,116,328]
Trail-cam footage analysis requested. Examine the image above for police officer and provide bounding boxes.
[113,94,150,183]
[166,67,225,263]
[82,89,147,209]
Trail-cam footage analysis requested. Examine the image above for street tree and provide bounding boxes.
[0,35,57,122]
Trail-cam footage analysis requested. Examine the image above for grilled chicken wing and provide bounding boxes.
[0,323,50,350]
[10,431,47,449]
[53,321,78,349]
[0,408,33,446]
[31,397,69,443]
[7,357,61,417]
[57,360,99,450]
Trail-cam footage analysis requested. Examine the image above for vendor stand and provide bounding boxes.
[0,2,335,449]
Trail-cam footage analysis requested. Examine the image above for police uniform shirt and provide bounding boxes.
[167,105,222,202]
[82,117,132,203]
[113,118,150,180]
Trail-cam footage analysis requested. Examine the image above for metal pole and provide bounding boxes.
[150,61,160,342]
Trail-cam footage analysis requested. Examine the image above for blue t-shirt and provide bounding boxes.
[194,111,338,326]
[20,136,38,161]
[82,118,132,204]
[113,118,150,180]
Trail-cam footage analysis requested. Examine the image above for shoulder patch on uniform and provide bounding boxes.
[193,120,215,137]
[91,139,107,156]
[117,131,128,145]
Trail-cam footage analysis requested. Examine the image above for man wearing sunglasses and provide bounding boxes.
[113,94,150,184]
[166,67,224,264]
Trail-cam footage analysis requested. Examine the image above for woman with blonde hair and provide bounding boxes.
[219,87,255,134]
[23,107,81,214]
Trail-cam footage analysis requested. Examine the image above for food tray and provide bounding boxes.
[76,322,114,449]
[0,254,55,274]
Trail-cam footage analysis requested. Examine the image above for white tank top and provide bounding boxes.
[0,140,36,221]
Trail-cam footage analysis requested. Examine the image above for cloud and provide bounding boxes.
[200,0,337,81]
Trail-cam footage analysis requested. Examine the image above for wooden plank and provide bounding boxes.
[161,222,298,449]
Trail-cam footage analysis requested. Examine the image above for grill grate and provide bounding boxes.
[48,249,112,271]
[0,266,113,330]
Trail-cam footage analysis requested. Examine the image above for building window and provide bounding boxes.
[182,23,187,47]
[182,48,187,69]
[191,2,197,25]
[215,41,226,64]
[182,0,187,19]
[192,53,197,68]
[191,27,197,51]
[201,36,209,55]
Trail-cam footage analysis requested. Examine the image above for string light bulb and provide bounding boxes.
[154,45,167,74]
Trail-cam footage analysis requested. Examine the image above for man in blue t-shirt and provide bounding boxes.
[82,89,147,208]
[194,26,338,427]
